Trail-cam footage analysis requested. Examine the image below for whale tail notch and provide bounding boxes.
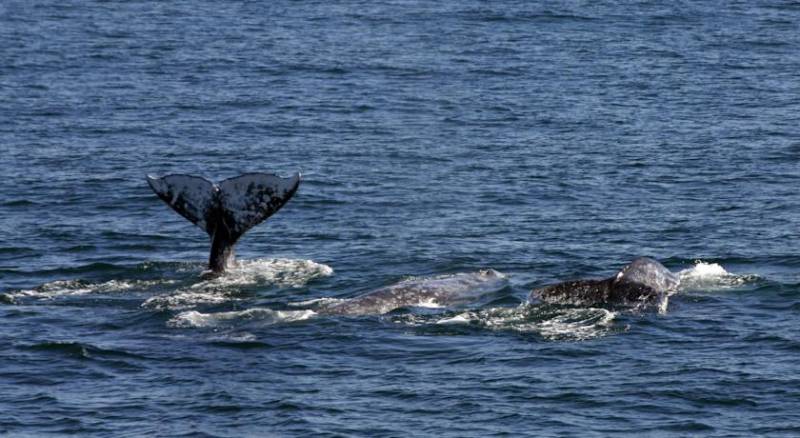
[147,172,301,273]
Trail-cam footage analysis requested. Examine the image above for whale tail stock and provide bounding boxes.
[147,172,301,274]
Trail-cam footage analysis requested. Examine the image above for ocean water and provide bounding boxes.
[2,1,800,436]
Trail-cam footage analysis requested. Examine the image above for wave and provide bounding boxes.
[393,305,618,341]
[167,303,617,341]
[2,278,176,302]
[4,258,333,310]
[141,290,241,311]
[168,308,317,328]
[166,300,617,341]
[21,340,148,360]
[1,261,202,282]
[288,297,347,308]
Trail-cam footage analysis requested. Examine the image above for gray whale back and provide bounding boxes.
[147,172,301,274]
[321,270,508,316]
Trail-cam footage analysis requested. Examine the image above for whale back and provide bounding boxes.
[530,257,679,311]
[530,278,615,306]
[322,270,508,315]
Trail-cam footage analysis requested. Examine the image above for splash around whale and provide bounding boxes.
[147,172,300,277]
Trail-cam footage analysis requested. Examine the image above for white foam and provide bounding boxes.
[427,305,617,340]
[6,259,330,306]
[7,279,175,300]
[415,298,444,308]
[167,308,317,328]
[435,314,473,325]
[536,308,616,341]
[194,258,333,289]
[657,295,669,315]
[142,258,333,310]
[679,261,729,279]
[677,261,754,291]
[288,297,346,307]
[142,290,238,310]
[210,332,258,343]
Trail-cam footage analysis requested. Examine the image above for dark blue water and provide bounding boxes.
[2,1,800,435]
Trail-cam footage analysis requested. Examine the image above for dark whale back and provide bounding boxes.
[529,278,616,307]
[531,257,679,310]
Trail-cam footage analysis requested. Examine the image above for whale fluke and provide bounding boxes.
[147,172,301,275]
[146,175,218,233]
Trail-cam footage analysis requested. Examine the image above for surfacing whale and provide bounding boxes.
[319,270,508,315]
[147,172,300,276]
[530,257,679,311]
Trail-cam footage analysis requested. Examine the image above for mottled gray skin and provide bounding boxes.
[321,270,508,315]
[147,173,300,276]
[530,257,679,310]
